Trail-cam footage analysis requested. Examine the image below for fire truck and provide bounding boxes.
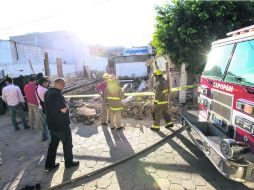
[180,25,254,182]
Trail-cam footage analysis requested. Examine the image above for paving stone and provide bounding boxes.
[83,181,97,190]
[107,183,121,190]
[177,171,192,180]
[169,184,184,190]
[192,174,207,186]
[71,186,84,190]
[181,179,196,189]
[156,169,169,178]
[145,166,157,173]
[86,160,97,168]
[169,176,182,185]
[155,155,166,162]
[196,186,208,190]
[96,178,111,189]
[156,178,171,189]
[1,114,253,190]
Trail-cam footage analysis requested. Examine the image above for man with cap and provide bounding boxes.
[151,69,173,131]
[96,73,111,125]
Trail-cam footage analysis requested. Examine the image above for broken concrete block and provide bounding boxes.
[77,106,97,117]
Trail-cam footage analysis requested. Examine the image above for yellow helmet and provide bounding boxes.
[103,73,111,79]
[153,69,163,76]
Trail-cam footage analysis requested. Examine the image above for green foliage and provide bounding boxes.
[152,0,254,74]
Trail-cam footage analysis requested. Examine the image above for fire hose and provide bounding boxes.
[49,126,185,189]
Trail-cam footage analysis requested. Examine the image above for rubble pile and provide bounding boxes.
[67,95,196,124]
[66,76,197,124]
[68,95,155,124]
[68,97,101,125]
[122,96,153,119]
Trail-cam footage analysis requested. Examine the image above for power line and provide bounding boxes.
[0,0,114,33]
[0,13,63,32]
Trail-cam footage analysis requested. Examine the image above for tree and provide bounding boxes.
[152,0,254,74]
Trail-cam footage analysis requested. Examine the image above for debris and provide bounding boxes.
[137,80,147,91]
[77,106,97,117]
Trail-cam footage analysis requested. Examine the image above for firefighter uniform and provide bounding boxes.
[104,77,124,129]
[151,70,173,130]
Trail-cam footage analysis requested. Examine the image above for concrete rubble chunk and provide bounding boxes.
[77,106,97,117]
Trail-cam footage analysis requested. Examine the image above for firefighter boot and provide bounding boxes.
[165,122,174,129]
[150,125,160,131]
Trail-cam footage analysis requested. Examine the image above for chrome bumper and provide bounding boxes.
[180,111,254,182]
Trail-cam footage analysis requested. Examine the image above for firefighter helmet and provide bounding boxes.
[103,73,111,79]
[153,69,163,76]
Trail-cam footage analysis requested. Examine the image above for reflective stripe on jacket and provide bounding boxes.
[104,80,124,111]
[154,77,170,104]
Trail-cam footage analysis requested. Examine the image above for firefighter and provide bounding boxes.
[104,75,124,129]
[151,69,173,131]
[96,73,111,125]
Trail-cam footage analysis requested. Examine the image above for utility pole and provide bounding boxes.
[56,58,64,77]
[165,60,172,111]
[44,52,50,77]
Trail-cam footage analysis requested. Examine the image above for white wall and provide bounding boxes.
[12,42,64,66]
[0,40,108,78]
[0,63,76,78]
[87,56,108,72]
[116,62,147,77]
[0,41,12,65]
[156,56,167,71]
[0,41,78,77]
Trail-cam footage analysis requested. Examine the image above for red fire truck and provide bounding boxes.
[180,25,254,182]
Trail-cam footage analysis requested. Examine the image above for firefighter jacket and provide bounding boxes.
[104,80,124,111]
[154,77,170,105]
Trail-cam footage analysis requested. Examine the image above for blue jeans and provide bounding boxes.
[8,103,29,129]
[39,108,49,139]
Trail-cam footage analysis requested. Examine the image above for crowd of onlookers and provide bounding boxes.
[1,74,79,170]
[1,69,173,172]
[2,73,50,141]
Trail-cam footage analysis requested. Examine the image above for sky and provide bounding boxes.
[0,0,168,47]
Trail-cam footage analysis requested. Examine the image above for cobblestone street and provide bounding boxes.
[0,114,253,190]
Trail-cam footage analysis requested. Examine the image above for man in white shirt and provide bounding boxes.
[2,77,30,130]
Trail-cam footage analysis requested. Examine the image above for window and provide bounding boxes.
[224,40,254,87]
[203,44,234,80]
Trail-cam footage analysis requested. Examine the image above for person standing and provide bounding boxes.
[24,75,40,129]
[35,77,49,141]
[2,77,30,130]
[44,78,79,170]
[104,75,124,129]
[35,72,43,84]
[96,73,111,125]
[150,70,173,131]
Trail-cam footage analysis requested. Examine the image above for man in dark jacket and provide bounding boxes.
[44,78,79,170]
[150,70,174,131]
